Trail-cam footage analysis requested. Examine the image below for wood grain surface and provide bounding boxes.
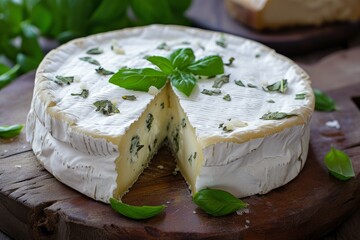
[1,46,360,239]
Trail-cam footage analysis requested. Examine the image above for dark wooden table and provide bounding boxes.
[1,1,360,239]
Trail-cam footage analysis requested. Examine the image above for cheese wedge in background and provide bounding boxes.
[26,25,314,203]
[226,0,360,30]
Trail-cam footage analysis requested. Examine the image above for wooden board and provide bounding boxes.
[186,0,360,56]
[1,66,360,239]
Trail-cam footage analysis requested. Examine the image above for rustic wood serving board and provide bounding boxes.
[1,58,360,239]
[187,0,360,56]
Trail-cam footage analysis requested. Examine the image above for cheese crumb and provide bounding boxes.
[111,40,125,55]
[172,166,180,175]
[157,165,164,169]
[325,120,340,129]
[14,165,22,168]
[148,86,159,95]
[223,119,248,131]
[193,210,197,214]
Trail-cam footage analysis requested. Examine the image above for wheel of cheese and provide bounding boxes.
[26,25,314,203]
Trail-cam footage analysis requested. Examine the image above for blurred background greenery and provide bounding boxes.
[0,0,192,89]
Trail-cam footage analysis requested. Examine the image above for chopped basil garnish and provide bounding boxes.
[193,188,248,217]
[79,56,100,66]
[295,93,306,100]
[71,89,89,98]
[224,57,235,66]
[93,100,119,115]
[215,35,227,48]
[109,48,224,97]
[264,79,288,93]
[110,198,165,220]
[201,89,222,96]
[314,89,336,111]
[218,122,232,132]
[95,67,114,75]
[181,41,191,45]
[146,113,154,131]
[235,80,245,87]
[260,111,297,120]
[86,48,103,55]
[324,147,355,181]
[156,42,170,50]
[255,54,260,58]
[54,75,74,85]
[267,99,275,103]
[213,74,230,88]
[247,83,257,88]
[122,95,136,100]
[223,94,231,101]
[0,124,23,138]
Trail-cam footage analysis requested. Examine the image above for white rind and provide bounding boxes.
[27,25,314,203]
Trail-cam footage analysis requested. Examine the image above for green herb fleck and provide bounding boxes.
[0,124,23,139]
[172,126,180,153]
[181,118,186,128]
[93,100,119,115]
[95,67,114,75]
[122,95,136,101]
[267,99,275,103]
[130,135,144,157]
[223,94,231,101]
[79,57,100,66]
[295,93,306,100]
[110,198,165,220]
[265,79,288,93]
[218,122,232,132]
[255,54,261,58]
[213,74,230,88]
[181,41,191,45]
[146,113,154,131]
[235,80,245,87]
[324,147,355,181]
[260,112,297,120]
[54,75,74,85]
[216,35,227,48]
[193,188,248,216]
[314,89,336,111]
[157,42,170,50]
[247,83,257,88]
[86,48,103,55]
[71,89,89,98]
[201,89,222,96]
[193,152,197,159]
[225,57,235,66]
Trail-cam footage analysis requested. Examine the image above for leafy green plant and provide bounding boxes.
[109,48,224,96]
[324,147,355,181]
[0,124,23,138]
[0,0,192,90]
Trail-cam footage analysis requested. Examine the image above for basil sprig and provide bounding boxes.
[324,147,355,181]
[314,89,336,111]
[193,188,248,216]
[109,48,224,96]
[0,124,23,139]
[110,198,166,220]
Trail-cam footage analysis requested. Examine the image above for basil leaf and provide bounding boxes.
[193,188,248,216]
[265,79,288,93]
[170,70,197,97]
[109,68,167,92]
[79,57,100,66]
[110,198,166,220]
[0,64,21,89]
[314,89,336,111]
[187,55,224,76]
[17,53,40,72]
[260,112,297,120]
[0,124,23,139]
[20,22,43,61]
[324,147,355,181]
[169,48,195,70]
[146,56,174,74]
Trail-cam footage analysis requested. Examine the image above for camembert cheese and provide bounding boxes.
[226,0,360,30]
[26,25,314,203]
